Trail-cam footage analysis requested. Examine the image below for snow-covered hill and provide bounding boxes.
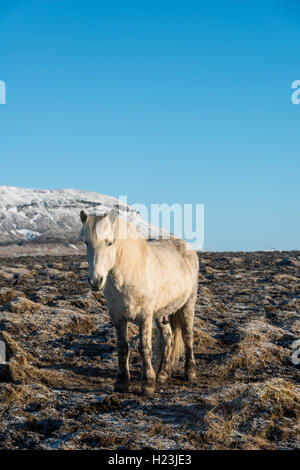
[0,186,165,248]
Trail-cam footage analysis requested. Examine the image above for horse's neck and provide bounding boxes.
[111,219,147,287]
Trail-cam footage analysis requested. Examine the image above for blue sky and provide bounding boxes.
[0,0,299,251]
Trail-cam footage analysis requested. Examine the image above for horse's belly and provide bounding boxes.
[153,293,188,317]
[104,261,195,321]
[153,276,192,316]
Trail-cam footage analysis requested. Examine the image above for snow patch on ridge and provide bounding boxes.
[0,186,167,246]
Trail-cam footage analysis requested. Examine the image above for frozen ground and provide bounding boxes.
[0,251,299,449]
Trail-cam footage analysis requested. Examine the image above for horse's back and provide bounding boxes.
[147,237,198,276]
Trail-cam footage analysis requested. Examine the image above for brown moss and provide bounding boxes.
[59,315,95,335]
[2,297,42,314]
[0,288,25,306]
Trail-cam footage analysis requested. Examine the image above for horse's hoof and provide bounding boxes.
[184,369,197,382]
[156,370,169,385]
[142,385,155,397]
[114,379,129,393]
[142,379,156,397]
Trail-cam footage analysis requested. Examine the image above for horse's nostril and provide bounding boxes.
[88,277,103,290]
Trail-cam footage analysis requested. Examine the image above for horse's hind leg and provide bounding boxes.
[113,318,130,393]
[181,292,197,381]
[139,315,156,396]
[155,318,173,385]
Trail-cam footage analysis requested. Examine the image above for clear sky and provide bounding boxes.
[0,0,299,251]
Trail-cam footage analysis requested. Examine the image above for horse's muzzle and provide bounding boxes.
[88,277,103,291]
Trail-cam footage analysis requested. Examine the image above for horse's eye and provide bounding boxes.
[106,240,113,247]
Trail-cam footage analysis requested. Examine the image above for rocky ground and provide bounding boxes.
[0,251,299,450]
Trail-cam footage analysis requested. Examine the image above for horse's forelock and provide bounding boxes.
[84,214,108,242]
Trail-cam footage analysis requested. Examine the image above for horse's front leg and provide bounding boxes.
[113,318,130,393]
[139,315,156,397]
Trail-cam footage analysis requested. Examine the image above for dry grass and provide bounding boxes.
[0,288,26,306]
[221,321,289,378]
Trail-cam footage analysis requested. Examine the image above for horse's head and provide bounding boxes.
[80,209,118,291]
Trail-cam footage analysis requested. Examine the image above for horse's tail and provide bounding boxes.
[169,310,185,366]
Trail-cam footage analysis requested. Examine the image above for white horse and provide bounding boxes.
[80,209,198,396]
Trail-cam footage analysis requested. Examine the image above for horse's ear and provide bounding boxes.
[108,209,118,226]
[80,210,88,224]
